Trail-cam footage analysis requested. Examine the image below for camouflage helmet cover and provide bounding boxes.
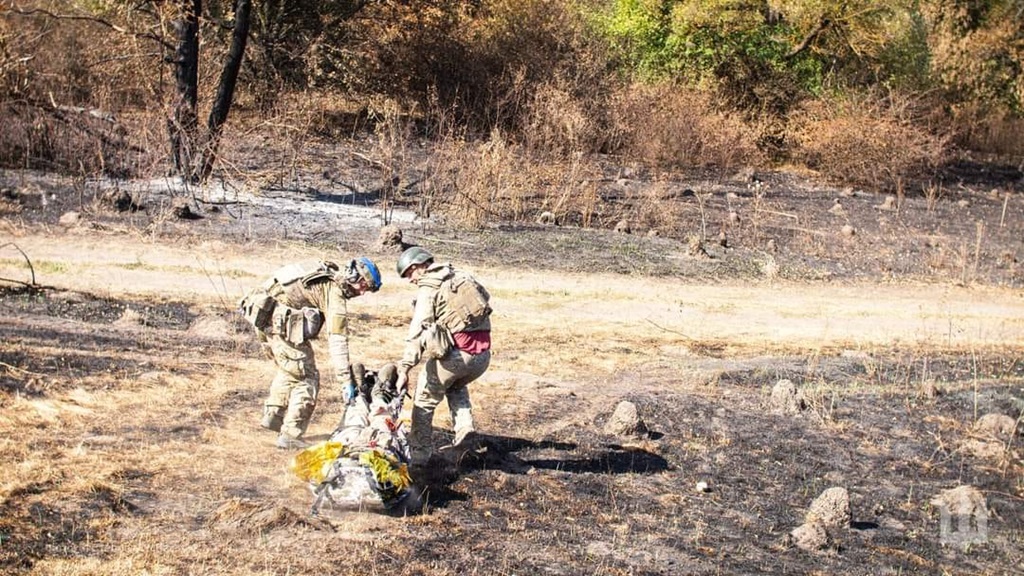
[396,246,434,277]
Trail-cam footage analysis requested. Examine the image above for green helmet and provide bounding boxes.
[396,246,434,278]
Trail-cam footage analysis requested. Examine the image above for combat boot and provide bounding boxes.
[452,427,478,450]
[261,411,283,432]
[351,362,368,403]
[275,434,308,450]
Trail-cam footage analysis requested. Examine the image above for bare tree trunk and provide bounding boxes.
[198,0,252,182]
[170,0,202,181]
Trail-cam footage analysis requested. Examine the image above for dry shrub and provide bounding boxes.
[423,119,606,229]
[791,91,952,192]
[632,180,686,235]
[949,103,1024,160]
[609,83,763,171]
[425,128,539,228]
[0,5,168,176]
[522,76,602,157]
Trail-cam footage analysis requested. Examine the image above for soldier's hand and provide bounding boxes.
[395,370,409,399]
[341,371,357,405]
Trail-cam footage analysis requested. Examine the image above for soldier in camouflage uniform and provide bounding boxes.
[393,247,492,468]
[240,257,382,449]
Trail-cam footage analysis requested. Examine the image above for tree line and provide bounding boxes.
[1,0,1021,185]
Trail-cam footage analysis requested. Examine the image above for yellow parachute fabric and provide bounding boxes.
[359,450,411,493]
[289,441,345,483]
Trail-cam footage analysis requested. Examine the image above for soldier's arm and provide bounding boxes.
[398,285,437,371]
[325,289,352,387]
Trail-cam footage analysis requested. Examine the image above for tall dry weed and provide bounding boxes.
[0,5,169,176]
[522,77,601,158]
[426,128,537,228]
[949,103,1024,161]
[608,84,763,171]
[791,91,951,192]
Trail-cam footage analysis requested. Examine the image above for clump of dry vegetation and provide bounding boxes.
[790,91,953,192]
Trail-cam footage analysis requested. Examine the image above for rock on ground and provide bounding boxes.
[604,400,648,437]
[787,520,833,552]
[929,485,987,517]
[973,413,1019,440]
[770,379,806,414]
[806,487,851,529]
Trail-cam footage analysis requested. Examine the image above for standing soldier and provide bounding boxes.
[239,257,382,449]
[393,246,492,471]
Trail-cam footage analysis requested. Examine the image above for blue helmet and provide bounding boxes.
[350,257,382,292]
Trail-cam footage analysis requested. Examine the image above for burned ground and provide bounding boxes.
[1,163,1023,575]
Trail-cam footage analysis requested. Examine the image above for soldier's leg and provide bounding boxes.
[262,334,294,432]
[270,339,319,443]
[441,349,491,446]
[409,358,446,465]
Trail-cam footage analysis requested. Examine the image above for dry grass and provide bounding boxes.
[790,91,952,192]
[2,223,1023,574]
[609,84,764,172]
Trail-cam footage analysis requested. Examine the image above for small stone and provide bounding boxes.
[770,379,806,414]
[788,521,832,552]
[373,224,405,252]
[613,219,631,234]
[841,224,856,237]
[604,400,647,437]
[59,211,81,226]
[973,413,1018,440]
[920,379,940,398]
[696,481,710,493]
[929,485,986,518]
[806,487,851,529]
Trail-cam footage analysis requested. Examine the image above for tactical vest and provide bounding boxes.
[431,268,492,334]
[265,261,341,306]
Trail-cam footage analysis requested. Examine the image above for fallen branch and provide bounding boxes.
[0,361,46,378]
[644,318,694,340]
[0,242,36,286]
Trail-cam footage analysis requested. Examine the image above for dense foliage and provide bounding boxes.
[0,0,1021,191]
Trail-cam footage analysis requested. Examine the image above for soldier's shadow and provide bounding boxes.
[403,431,669,512]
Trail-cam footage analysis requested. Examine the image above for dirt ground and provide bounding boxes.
[1,158,1023,575]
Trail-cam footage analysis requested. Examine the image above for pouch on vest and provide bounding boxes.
[422,323,454,359]
[240,291,276,330]
[301,261,341,287]
[282,307,323,345]
[436,272,491,333]
[302,307,324,341]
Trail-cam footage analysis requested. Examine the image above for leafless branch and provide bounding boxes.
[0,242,36,287]
[786,16,831,59]
[7,6,173,51]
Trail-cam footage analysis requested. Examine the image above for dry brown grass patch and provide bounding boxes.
[791,91,952,192]
[610,84,763,171]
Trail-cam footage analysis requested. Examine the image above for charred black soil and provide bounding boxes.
[1,162,1023,575]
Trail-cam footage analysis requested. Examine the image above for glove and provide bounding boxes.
[395,369,410,399]
[343,379,357,405]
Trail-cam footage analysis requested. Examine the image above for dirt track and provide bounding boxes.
[2,168,1023,575]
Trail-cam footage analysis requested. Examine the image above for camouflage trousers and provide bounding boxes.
[409,348,491,465]
[263,333,320,440]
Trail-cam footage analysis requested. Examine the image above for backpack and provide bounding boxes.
[435,270,491,333]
